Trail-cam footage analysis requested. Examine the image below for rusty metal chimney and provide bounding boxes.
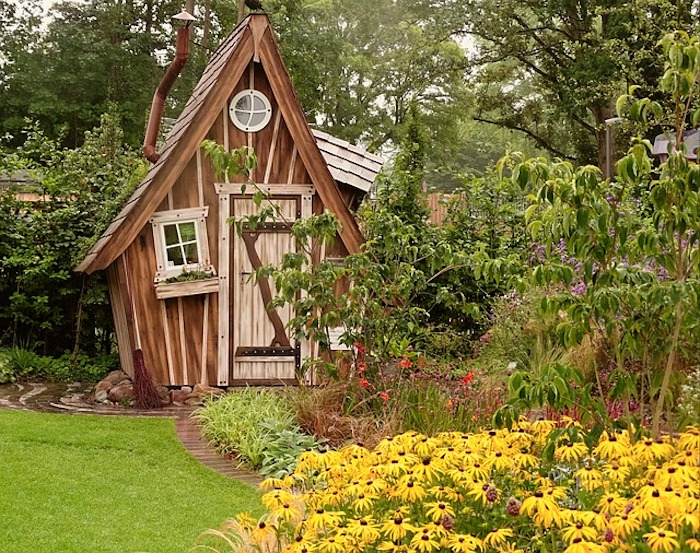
[143,10,196,163]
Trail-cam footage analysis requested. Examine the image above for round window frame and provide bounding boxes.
[228,89,272,132]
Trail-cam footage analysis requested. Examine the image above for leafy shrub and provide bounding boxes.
[201,422,700,553]
[258,419,325,479]
[0,347,117,382]
[193,388,310,471]
[0,351,14,383]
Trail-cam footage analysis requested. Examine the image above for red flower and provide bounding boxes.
[354,342,366,355]
[379,391,390,401]
[398,357,413,369]
[461,371,474,386]
[357,362,367,374]
[359,378,371,389]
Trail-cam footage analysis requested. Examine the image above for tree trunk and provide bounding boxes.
[237,0,245,24]
[591,104,614,178]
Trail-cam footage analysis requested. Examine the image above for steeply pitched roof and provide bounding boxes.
[76,15,366,274]
[313,129,384,193]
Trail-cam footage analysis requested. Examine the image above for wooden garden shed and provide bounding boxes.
[76,14,383,387]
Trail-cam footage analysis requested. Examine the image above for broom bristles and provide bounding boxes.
[133,349,163,409]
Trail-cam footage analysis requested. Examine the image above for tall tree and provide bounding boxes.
[456,0,698,168]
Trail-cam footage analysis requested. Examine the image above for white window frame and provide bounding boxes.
[150,207,214,282]
[229,89,273,132]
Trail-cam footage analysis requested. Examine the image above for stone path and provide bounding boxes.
[0,381,261,487]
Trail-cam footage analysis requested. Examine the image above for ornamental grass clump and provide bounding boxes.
[197,421,699,553]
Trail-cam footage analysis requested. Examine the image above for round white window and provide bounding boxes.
[229,89,272,132]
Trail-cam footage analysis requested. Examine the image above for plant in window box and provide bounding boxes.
[155,267,218,299]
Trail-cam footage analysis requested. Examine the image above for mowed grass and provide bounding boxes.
[0,410,263,553]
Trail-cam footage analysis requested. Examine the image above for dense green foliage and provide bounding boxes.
[0,113,145,361]
[193,388,325,476]
[0,410,263,553]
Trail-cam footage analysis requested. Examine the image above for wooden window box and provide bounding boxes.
[154,277,219,300]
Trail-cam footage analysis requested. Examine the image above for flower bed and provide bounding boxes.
[207,422,699,552]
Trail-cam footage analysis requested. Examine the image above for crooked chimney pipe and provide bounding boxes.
[143,26,191,163]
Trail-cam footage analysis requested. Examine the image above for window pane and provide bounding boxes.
[253,96,266,110]
[164,224,179,246]
[235,96,250,111]
[178,221,196,242]
[183,242,199,264]
[235,110,251,126]
[250,112,266,126]
[166,245,184,266]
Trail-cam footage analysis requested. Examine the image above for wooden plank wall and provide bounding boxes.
[112,59,332,387]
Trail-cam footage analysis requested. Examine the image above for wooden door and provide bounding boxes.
[230,195,305,383]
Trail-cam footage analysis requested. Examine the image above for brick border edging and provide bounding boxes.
[174,417,263,487]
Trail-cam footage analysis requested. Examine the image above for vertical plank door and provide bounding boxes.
[230,195,303,383]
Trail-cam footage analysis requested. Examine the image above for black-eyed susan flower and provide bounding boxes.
[305,508,344,531]
[594,432,630,460]
[345,517,381,544]
[483,528,514,548]
[556,440,589,463]
[380,512,417,541]
[686,537,700,552]
[608,513,642,538]
[643,526,680,553]
[562,538,605,553]
[393,477,427,502]
[410,525,441,553]
[597,492,628,515]
[424,501,456,523]
[446,533,484,553]
[633,439,674,463]
[561,522,599,543]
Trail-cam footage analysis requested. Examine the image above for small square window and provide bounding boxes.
[150,207,214,282]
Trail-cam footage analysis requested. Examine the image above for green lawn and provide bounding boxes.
[0,410,262,553]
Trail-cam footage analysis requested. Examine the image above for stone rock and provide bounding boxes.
[184,396,203,406]
[108,383,134,403]
[104,370,131,386]
[193,384,224,397]
[155,385,171,405]
[93,380,113,395]
[94,390,108,403]
[181,386,193,394]
[170,389,190,404]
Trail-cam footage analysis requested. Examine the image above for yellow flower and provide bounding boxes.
[305,508,344,531]
[410,525,441,553]
[573,465,604,492]
[424,501,456,523]
[597,492,628,515]
[380,512,417,541]
[351,491,378,513]
[411,455,443,483]
[602,463,631,484]
[632,439,674,463]
[561,523,599,543]
[608,513,642,538]
[676,427,699,452]
[392,477,427,503]
[562,539,604,553]
[484,528,514,547]
[686,538,700,552]
[317,533,347,553]
[345,517,381,544]
[522,490,566,528]
[643,526,680,553]
[594,432,630,460]
[483,451,514,471]
[556,440,589,463]
[446,533,484,553]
